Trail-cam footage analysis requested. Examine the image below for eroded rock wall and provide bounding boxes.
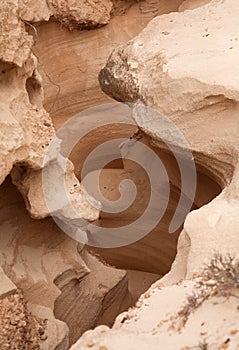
[0,0,188,348]
[0,1,143,348]
[70,0,239,349]
[2,0,239,349]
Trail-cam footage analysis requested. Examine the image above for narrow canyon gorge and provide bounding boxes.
[1,0,239,349]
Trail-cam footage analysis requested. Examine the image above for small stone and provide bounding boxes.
[87,341,95,348]
[38,326,45,335]
[44,122,51,127]
[135,301,142,308]
[205,279,217,286]
[40,334,48,341]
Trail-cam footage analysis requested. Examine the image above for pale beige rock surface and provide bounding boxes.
[33,0,189,276]
[71,279,239,350]
[34,0,184,122]
[179,0,211,11]
[18,0,112,27]
[99,0,239,184]
[0,0,33,66]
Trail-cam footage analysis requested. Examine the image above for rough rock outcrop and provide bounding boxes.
[34,0,184,120]
[0,0,99,222]
[32,0,189,276]
[98,0,239,271]
[48,0,113,30]
[18,0,112,28]
[19,0,51,22]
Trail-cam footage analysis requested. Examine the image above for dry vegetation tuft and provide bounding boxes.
[173,254,239,331]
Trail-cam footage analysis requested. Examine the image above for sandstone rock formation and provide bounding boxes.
[1,0,239,349]
[98,0,239,270]
[99,0,239,186]
[32,0,197,277]
[69,0,239,348]
[0,0,183,348]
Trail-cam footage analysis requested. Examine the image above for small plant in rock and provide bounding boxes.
[173,253,239,331]
[197,253,239,296]
[197,338,209,350]
[181,338,210,350]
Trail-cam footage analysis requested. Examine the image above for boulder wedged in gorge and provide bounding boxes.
[99,0,239,184]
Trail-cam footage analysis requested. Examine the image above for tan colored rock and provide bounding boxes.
[179,0,211,11]
[0,289,52,349]
[48,0,113,30]
[11,160,100,222]
[0,1,138,348]
[3,0,239,349]
[34,0,184,121]
[0,0,33,66]
[99,0,239,184]
[31,0,188,276]
[19,0,51,22]
[0,0,100,225]
[0,266,17,299]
